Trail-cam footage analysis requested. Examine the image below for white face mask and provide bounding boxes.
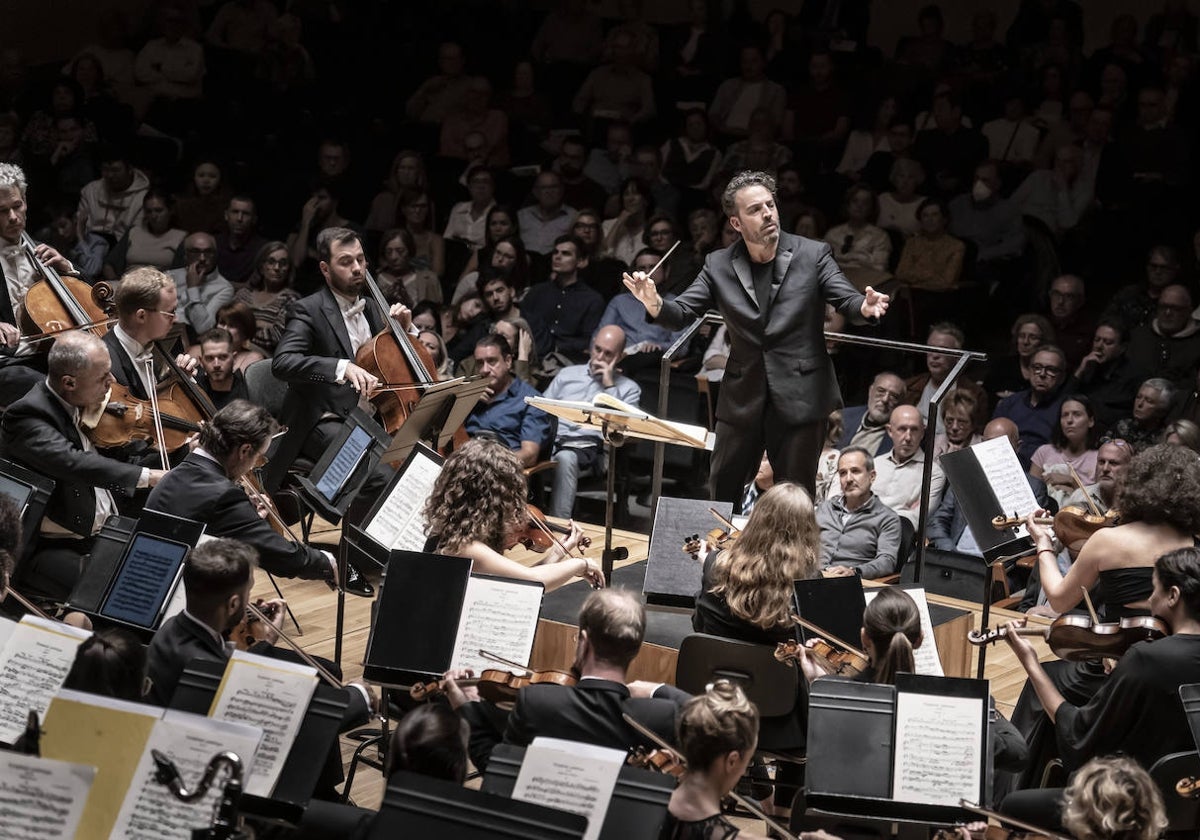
[971,179,993,202]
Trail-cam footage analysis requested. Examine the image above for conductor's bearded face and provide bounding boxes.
[730,184,779,247]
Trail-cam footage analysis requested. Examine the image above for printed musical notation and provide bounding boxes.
[512,737,625,840]
[892,692,983,806]
[208,652,317,798]
[0,753,95,840]
[451,576,543,676]
[0,616,91,745]
[972,436,1040,534]
[362,449,442,550]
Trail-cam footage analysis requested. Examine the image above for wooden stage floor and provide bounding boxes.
[252,517,1057,813]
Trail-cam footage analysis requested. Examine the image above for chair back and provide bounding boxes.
[675,633,798,718]
[244,358,288,420]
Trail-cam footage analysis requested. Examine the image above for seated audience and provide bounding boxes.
[932,389,984,458]
[102,189,186,280]
[1043,274,1095,371]
[521,234,605,365]
[1065,320,1143,431]
[824,185,891,289]
[464,334,551,467]
[213,301,267,372]
[1108,378,1175,452]
[1061,438,1133,514]
[1103,244,1182,331]
[518,171,576,257]
[377,228,440,306]
[234,241,300,356]
[816,447,903,579]
[993,345,1069,462]
[213,195,267,286]
[877,158,927,237]
[1030,395,1100,507]
[168,231,234,338]
[837,372,906,456]
[893,197,965,292]
[600,177,653,266]
[1125,284,1200,390]
[193,327,249,410]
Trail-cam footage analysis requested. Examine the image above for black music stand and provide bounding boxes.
[528,395,712,581]
[369,770,587,839]
[294,409,391,527]
[482,744,674,840]
[0,458,54,568]
[170,656,349,827]
[377,375,489,467]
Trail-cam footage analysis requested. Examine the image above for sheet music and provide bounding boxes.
[512,737,626,840]
[363,448,443,550]
[450,576,543,675]
[101,534,187,627]
[0,753,95,840]
[0,616,91,744]
[971,436,1039,536]
[0,614,16,650]
[208,651,317,798]
[315,424,372,501]
[108,711,261,840]
[863,588,943,677]
[892,691,983,806]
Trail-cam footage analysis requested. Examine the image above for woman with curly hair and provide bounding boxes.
[422,438,603,590]
[1061,757,1167,840]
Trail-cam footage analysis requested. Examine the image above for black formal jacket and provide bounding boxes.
[460,678,690,772]
[0,381,142,536]
[655,232,867,427]
[145,452,330,580]
[267,287,387,489]
[147,611,369,730]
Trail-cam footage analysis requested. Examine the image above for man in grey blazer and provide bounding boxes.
[624,170,889,506]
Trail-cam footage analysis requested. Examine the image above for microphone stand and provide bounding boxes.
[151,749,249,840]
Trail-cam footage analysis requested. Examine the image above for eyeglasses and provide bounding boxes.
[154,309,178,319]
[264,257,289,267]
[871,386,903,401]
[1030,364,1063,376]
[185,248,216,256]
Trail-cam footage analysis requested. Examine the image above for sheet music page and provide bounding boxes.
[892,691,983,806]
[0,753,95,840]
[450,576,543,675]
[363,449,443,551]
[0,614,16,649]
[863,588,943,677]
[315,424,372,501]
[971,436,1040,535]
[512,737,626,840]
[108,711,261,840]
[207,650,318,798]
[0,616,91,744]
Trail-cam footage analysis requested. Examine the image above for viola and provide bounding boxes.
[518,504,592,553]
[774,637,869,678]
[475,667,577,704]
[86,380,205,451]
[1052,505,1119,547]
[1178,775,1200,799]
[18,232,111,339]
[244,601,344,690]
[967,614,1168,662]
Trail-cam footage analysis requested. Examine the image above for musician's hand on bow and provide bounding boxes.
[343,362,379,394]
[561,520,587,556]
[860,286,889,320]
[0,321,19,348]
[622,270,659,312]
[33,243,74,275]
[174,352,199,376]
[351,679,380,714]
[388,303,413,331]
[442,668,478,708]
[251,492,272,520]
[582,556,606,589]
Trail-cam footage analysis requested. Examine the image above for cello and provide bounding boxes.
[19,231,111,338]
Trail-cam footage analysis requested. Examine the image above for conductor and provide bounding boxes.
[623,170,889,505]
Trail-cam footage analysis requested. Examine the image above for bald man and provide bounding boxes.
[166,231,234,337]
[859,405,944,528]
[542,325,641,518]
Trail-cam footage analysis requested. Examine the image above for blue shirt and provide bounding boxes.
[598,292,687,350]
[543,364,641,446]
[520,277,605,362]
[993,388,1065,463]
[465,375,552,453]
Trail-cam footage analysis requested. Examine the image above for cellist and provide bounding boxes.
[0,163,85,405]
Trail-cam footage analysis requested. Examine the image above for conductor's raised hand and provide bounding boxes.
[861,286,890,320]
[622,270,659,312]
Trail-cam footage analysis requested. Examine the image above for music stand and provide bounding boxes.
[293,409,391,526]
[528,395,713,581]
[0,458,54,567]
[378,376,489,467]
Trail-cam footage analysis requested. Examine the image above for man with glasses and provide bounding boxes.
[993,345,1069,462]
[167,231,233,338]
[1103,244,1181,330]
[1126,284,1200,389]
[1042,275,1093,369]
[518,171,576,256]
[837,371,906,456]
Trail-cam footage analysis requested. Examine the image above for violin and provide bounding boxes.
[86,380,205,451]
[627,746,685,779]
[1178,776,1200,799]
[937,800,1069,840]
[518,504,592,553]
[229,599,279,651]
[408,667,576,704]
[18,231,111,339]
[967,614,1168,662]
[681,508,741,560]
[775,638,869,678]
[1051,505,1119,547]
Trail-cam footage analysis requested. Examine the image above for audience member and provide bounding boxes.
[1125,284,1200,389]
[521,234,605,364]
[1030,395,1100,507]
[214,195,267,286]
[894,197,965,293]
[824,185,891,289]
[600,177,653,266]
[193,327,250,410]
[572,28,655,127]
[377,228,440,306]
[1108,377,1175,451]
[1103,244,1182,330]
[1043,274,1094,369]
[877,158,927,237]
[405,41,472,125]
[518,171,576,257]
[167,231,234,337]
[708,45,786,140]
[986,313,1056,400]
[837,372,906,456]
[463,334,551,467]
[994,345,1070,462]
[234,240,299,355]
[102,188,186,280]
[77,145,148,251]
[817,446,903,578]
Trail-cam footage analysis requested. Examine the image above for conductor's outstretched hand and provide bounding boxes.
[861,286,890,320]
[622,270,658,311]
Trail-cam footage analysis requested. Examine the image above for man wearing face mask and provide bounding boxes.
[950,160,1027,318]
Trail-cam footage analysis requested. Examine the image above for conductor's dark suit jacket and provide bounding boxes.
[655,232,868,427]
[145,452,330,580]
[0,381,142,535]
[460,678,691,771]
[267,287,387,489]
[148,611,369,730]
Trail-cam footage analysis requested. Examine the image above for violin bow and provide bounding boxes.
[142,358,171,470]
[708,507,737,532]
[239,475,304,547]
[478,649,534,674]
[246,601,342,689]
[790,613,869,659]
[621,712,800,840]
[958,800,1071,840]
[21,318,119,345]
[1067,463,1102,517]
[3,585,53,621]
[1079,586,1102,625]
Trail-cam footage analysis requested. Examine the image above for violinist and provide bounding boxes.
[692,482,821,819]
[143,400,368,592]
[1006,445,1200,793]
[443,588,690,772]
[423,438,602,591]
[1060,757,1167,840]
[0,331,166,601]
[1000,546,1200,829]
[0,162,82,405]
[266,226,411,501]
